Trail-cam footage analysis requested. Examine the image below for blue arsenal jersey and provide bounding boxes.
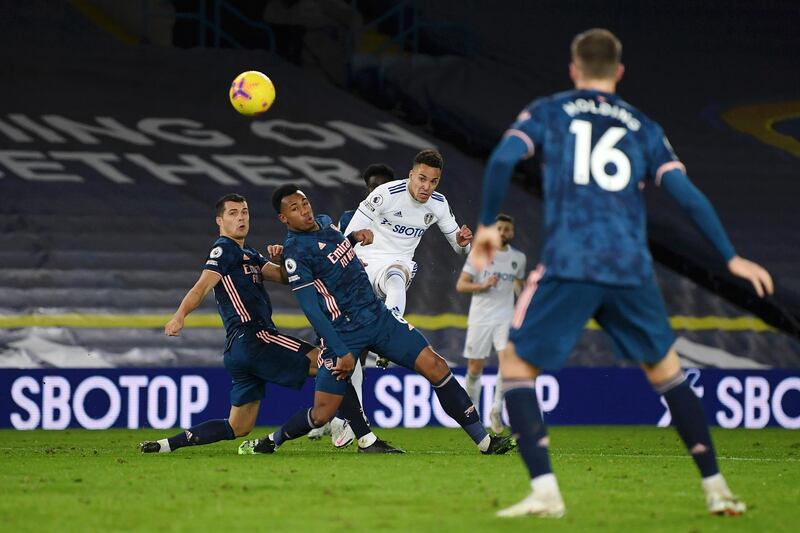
[283,215,383,332]
[509,89,684,286]
[203,236,274,335]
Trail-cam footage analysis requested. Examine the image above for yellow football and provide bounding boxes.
[229,71,276,116]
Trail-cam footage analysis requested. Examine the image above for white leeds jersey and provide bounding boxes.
[463,246,526,326]
[343,179,469,263]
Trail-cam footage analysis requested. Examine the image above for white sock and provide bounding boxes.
[465,372,482,415]
[702,473,729,494]
[491,372,504,413]
[358,432,378,448]
[477,434,491,452]
[531,473,560,497]
[383,270,407,316]
[157,438,171,453]
[350,359,364,404]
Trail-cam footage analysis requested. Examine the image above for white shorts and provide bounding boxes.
[463,322,511,359]
[363,257,417,299]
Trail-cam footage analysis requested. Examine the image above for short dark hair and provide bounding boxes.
[413,149,444,170]
[496,213,514,224]
[271,184,301,213]
[571,28,622,79]
[362,163,395,187]
[216,193,247,216]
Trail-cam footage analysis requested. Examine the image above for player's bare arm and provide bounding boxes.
[164,269,221,336]
[660,169,774,298]
[456,271,497,294]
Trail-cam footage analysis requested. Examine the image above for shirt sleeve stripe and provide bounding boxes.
[291,281,315,291]
[357,207,376,220]
[503,129,535,159]
[655,161,687,186]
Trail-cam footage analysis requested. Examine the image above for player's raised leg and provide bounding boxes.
[643,349,745,515]
[383,266,409,316]
[495,341,565,518]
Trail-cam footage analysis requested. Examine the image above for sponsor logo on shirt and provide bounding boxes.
[391,224,426,237]
[326,238,357,267]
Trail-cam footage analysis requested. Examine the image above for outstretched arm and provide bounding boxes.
[165,270,220,336]
[455,271,497,294]
[661,169,774,297]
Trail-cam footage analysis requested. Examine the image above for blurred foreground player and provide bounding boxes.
[471,29,773,517]
[238,186,514,455]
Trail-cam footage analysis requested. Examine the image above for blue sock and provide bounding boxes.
[504,379,552,479]
[337,383,371,439]
[657,374,719,478]
[167,419,235,450]
[274,408,316,447]
[432,372,487,445]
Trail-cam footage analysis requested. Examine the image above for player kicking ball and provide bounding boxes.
[343,149,472,321]
[238,185,515,456]
[456,214,526,432]
[472,29,773,517]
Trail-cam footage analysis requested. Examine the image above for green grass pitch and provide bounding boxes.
[1,426,798,532]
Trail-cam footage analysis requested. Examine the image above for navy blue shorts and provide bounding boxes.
[223,327,314,406]
[316,308,429,395]
[509,271,675,370]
